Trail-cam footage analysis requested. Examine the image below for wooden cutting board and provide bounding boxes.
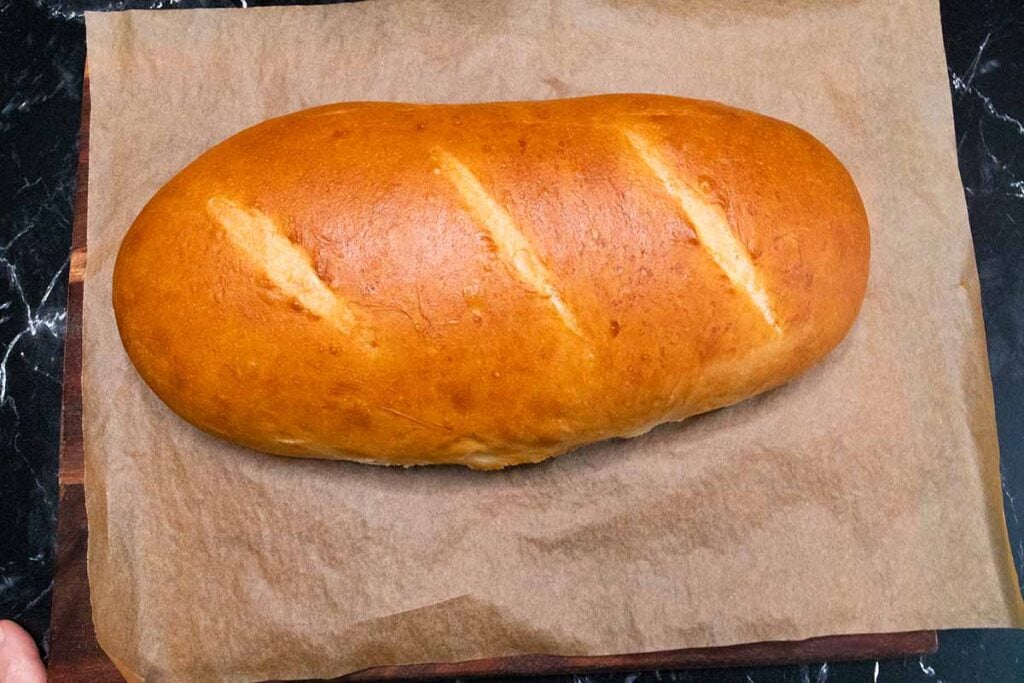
[46,76,937,682]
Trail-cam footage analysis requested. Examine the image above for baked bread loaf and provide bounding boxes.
[113,94,869,469]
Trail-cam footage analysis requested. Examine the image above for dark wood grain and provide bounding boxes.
[49,71,122,683]
[47,74,937,682]
[49,484,122,682]
[339,630,940,680]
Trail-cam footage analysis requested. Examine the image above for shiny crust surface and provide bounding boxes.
[112,94,870,468]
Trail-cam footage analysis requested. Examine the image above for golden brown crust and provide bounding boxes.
[112,94,870,468]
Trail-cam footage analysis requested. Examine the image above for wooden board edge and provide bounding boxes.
[336,631,938,681]
[49,68,121,682]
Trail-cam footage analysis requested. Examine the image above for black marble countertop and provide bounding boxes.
[2,0,1022,680]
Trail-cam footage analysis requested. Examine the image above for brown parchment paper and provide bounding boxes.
[83,1,1024,680]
